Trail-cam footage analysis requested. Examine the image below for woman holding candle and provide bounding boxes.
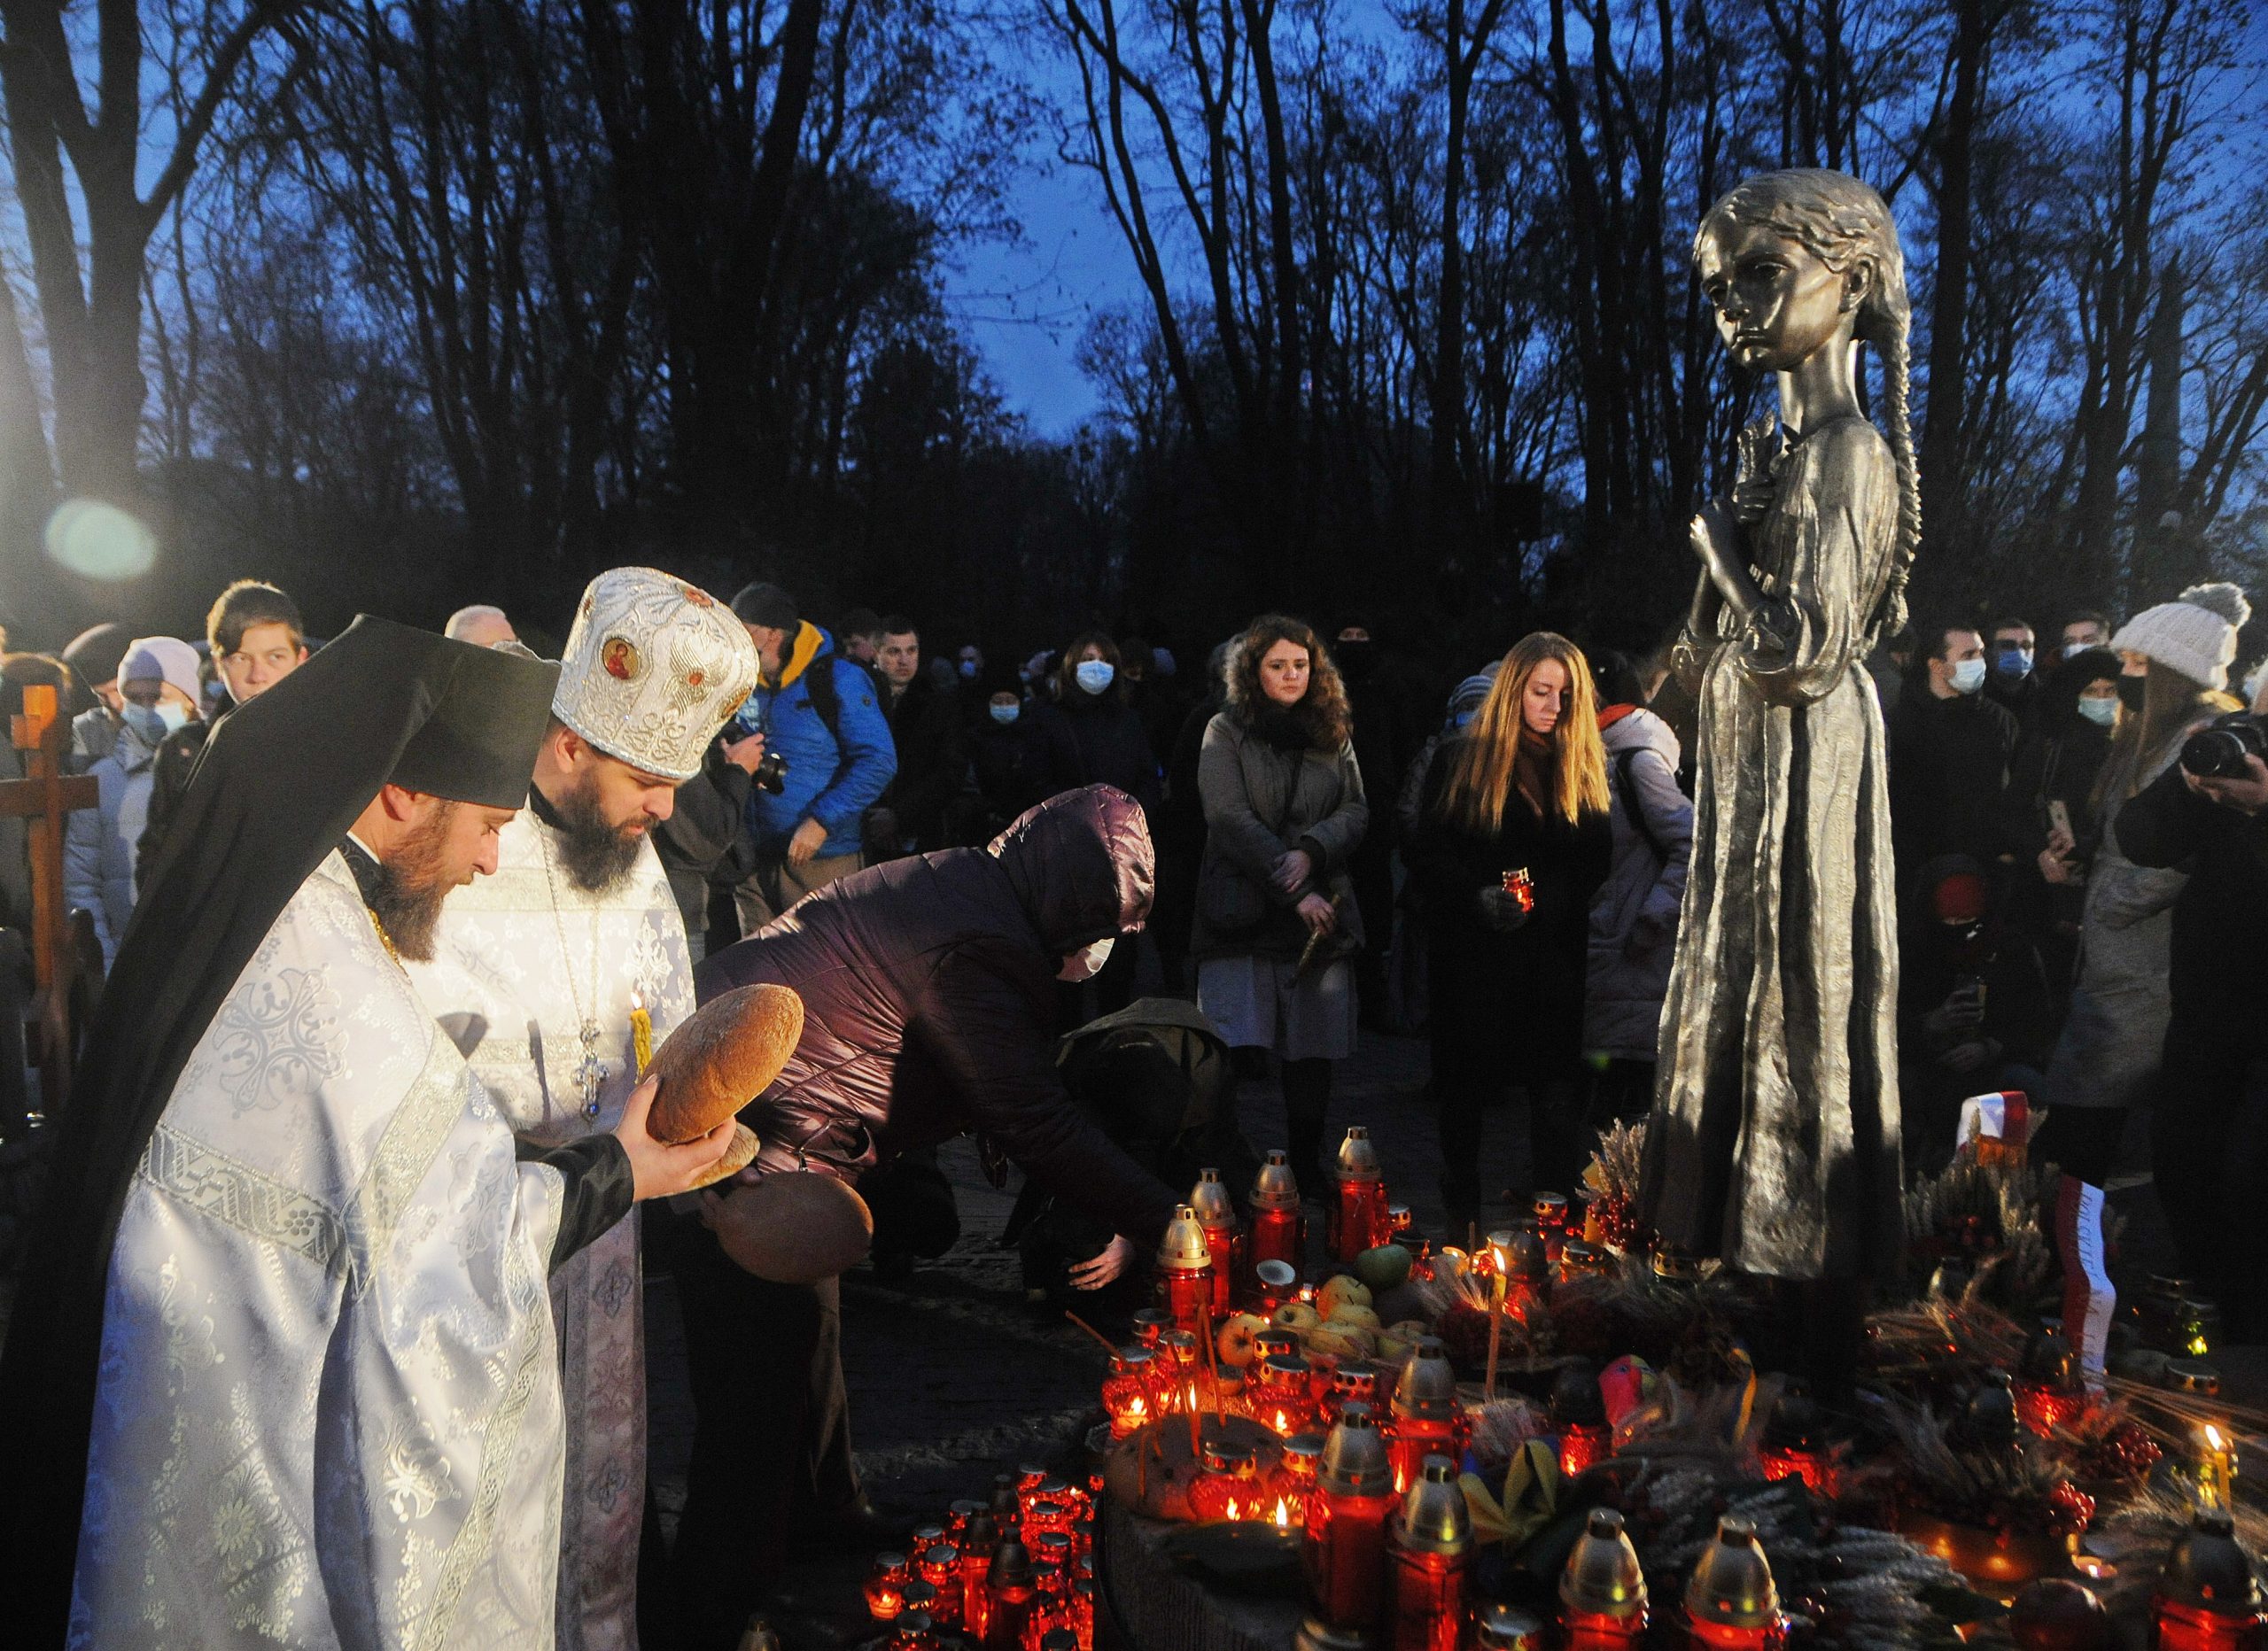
[1409,634,1612,1236]
[1193,616,1370,1198]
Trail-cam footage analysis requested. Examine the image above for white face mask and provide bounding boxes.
[1074,660,1115,696]
[2077,695,2118,727]
[1056,936,1115,982]
[990,701,1021,725]
[1949,657,1988,695]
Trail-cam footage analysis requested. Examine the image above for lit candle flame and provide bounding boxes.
[1271,1498,1292,1528]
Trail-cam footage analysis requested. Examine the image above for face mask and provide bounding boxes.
[959,658,981,679]
[1074,660,1115,696]
[2077,696,2118,728]
[2062,640,2096,660]
[2118,675,2148,711]
[1993,647,2033,678]
[989,701,1021,725]
[1949,658,1988,695]
[120,704,167,745]
[1056,936,1115,981]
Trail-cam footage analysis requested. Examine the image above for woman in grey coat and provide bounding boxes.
[1194,616,1368,1195]
[1583,665,1694,1124]
[2034,583,2252,1188]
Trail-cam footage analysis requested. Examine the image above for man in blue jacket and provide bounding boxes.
[727,582,898,934]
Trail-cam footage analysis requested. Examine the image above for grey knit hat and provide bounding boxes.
[2110,582,2252,692]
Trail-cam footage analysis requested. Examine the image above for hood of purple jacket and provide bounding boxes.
[989,781,1154,950]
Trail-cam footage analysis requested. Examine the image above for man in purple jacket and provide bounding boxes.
[662,784,1178,1648]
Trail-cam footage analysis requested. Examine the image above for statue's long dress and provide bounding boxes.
[1637,413,1906,1282]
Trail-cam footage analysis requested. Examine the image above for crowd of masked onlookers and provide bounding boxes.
[6,573,2266,1331]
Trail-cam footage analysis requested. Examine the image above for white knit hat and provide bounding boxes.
[119,636,202,704]
[552,568,761,781]
[2110,582,2252,692]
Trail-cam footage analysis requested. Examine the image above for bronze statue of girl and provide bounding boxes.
[1638,169,1916,1341]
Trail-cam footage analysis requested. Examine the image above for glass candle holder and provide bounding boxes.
[1189,1439,1266,1523]
[986,1532,1037,1651]
[959,1516,998,1641]
[1559,1508,1648,1647]
[1130,1308,1173,1349]
[1386,1455,1472,1651]
[1255,1352,1320,1437]
[2152,1508,2268,1651]
[1191,1167,1243,1315]
[1157,1204,1215,1336]
[866,1553,912,1622]
[1102,1346,1161,1439]
[1269,1432,1325,1531]
[1250,1151,1307,1275]
[1324,1360,1385,1427]
[1387,1337,1471,1496]
[1303,1405,1396,1632]
[915,1545,961,1628]
[1329,1128,1389,1262]
[1682,1515,1785,1649]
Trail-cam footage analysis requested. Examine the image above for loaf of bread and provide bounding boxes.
[685,1122,760,1191]
[709,1173,874,1283]
[645,983,804,1144]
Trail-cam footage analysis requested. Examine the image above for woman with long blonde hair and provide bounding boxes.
[1408,633,1612,1234]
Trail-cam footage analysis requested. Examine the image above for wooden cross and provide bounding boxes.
[0,684,99,1110]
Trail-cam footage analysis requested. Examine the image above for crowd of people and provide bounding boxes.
[2,564,2264,1647]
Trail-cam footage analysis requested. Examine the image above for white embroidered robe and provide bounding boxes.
[407,812,693,1651]
[71,851,571,1649]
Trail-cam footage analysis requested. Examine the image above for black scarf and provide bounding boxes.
[1248,703,1317,751]
[0,618,555,1640]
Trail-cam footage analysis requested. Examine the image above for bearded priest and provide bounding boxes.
[0,616,737,1650]
[407,568,760,1651]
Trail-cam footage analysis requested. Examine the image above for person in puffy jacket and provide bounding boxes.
[66,637,203,967]
[663,784,1176,1648]
[724,582,897,934]
[1581,657,1693,1127]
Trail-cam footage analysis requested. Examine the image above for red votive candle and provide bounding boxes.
[1304,1403,1396,1632]
[1559,1507,1649,1647]
[1387,1337,1471,1496]
[1190,1167,1243,1315]
[1156,1204,1215,1336]
[1250,1151,1307,1276]
[1386,1454,1472,1651]
[1329,1128,1389,1261]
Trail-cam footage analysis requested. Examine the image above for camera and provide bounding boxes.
[2179,711,2268,780]
[753,748,790,795]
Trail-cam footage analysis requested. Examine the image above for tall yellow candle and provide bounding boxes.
[631,992,654,1076]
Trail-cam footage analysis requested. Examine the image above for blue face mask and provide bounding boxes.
[2077,695,2118,727]
[959,658,981,679]
[989,701,1021,725]
[1949,657,1988,695]
[1074,660,1115,696]
[1993,646,2034,678]
[123,700,188,742]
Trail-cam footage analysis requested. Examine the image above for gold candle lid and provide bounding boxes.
[1390,1456,1471,1555]
[1685,1515,1778,1628]
[1190,1167,1238,1229]
[1317,1404,1393,1496]
[1251,1150,1302,1211]
[1335,1126,1382,1182]
[1390,1337,1460,1422]
[1560,1507,1648,1620]
[1157,1204,1212,1270]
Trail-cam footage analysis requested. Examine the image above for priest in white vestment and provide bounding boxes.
[408,569,760,1651]
[0,618,736,1650]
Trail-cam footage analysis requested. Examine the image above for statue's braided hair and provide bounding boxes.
[1697,169,1919,639]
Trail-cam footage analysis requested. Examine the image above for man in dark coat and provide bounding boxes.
[661,784,1177,1649]
[872,614,967,854]
[1890,622,2018,887]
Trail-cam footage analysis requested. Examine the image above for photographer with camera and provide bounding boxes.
[724,582,897,935]
[2122,668,2268,1337]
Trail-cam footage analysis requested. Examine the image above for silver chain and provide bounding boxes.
[536,824,610,1120]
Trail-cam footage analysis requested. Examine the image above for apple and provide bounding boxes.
[1377,1321,1433,1362]
[1326,1305,1383,1335]
[1271,1302,1323,1334]
[1318,1275,1373,1318]
[1355,1244,1413,1293]
[1216,1312,1270,1368]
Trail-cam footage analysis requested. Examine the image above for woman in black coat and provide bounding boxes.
[1408,633,1612,1235]
[1027,632,1161,1016]
[2002,647,2124,1011]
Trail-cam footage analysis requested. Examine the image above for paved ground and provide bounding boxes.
[640,1019,2260,1647]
